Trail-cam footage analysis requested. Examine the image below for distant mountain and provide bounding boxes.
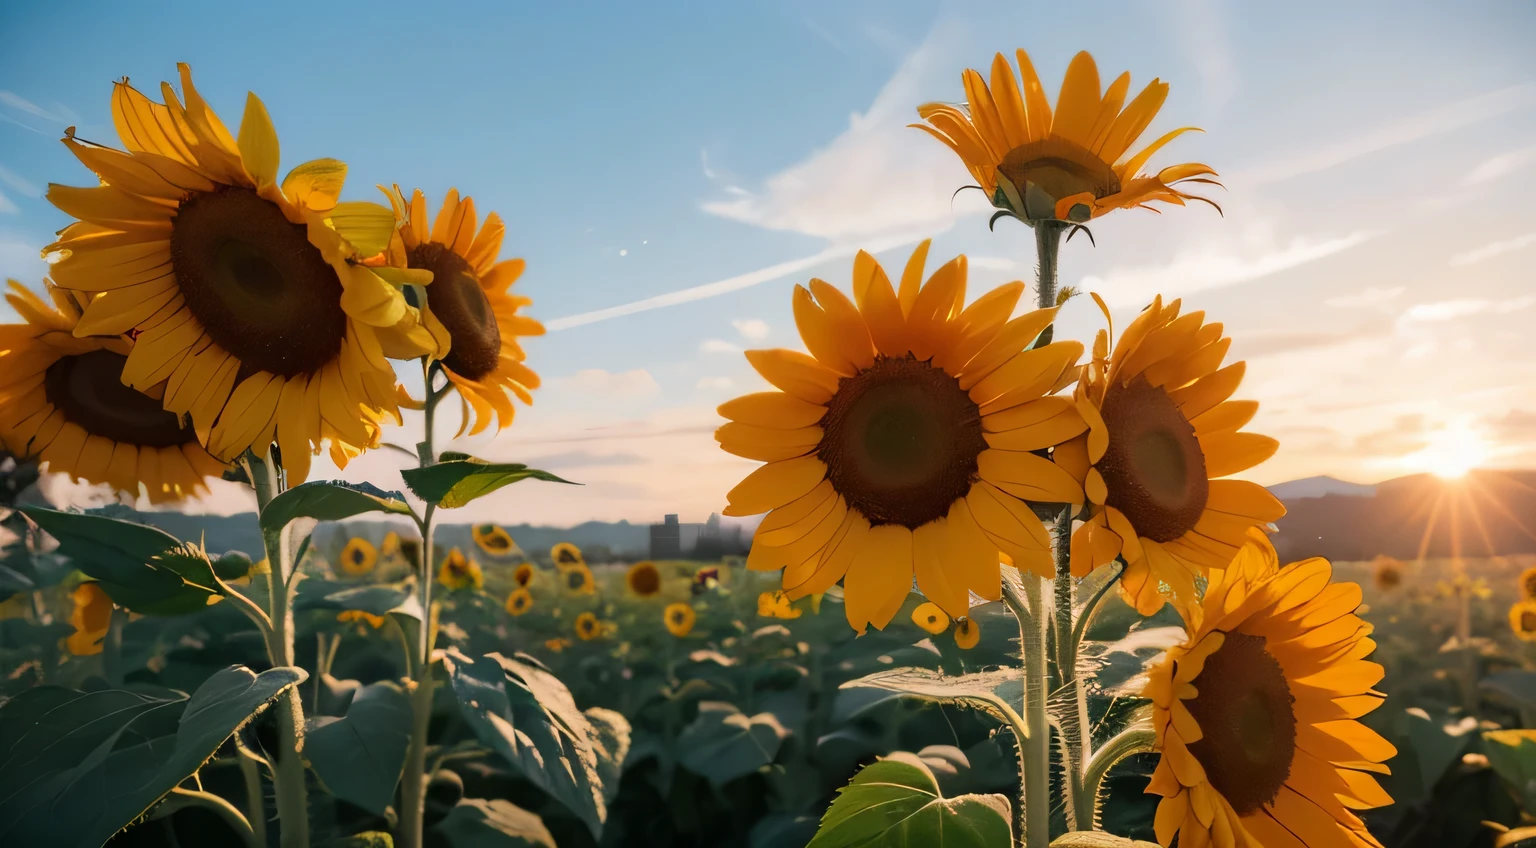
[1271,469,1536,562]
[1266,475,1377,501]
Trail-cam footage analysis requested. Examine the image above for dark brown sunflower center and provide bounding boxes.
[44,349,195,448]
[348,547,366,565]
[1097,376,1208,542]
[409,242,501,380]
[478,526,511,550]
[996,137,1122,204]
[817,355,986,529]
[1522,611,1536,632]
[170,187,347,377]
[1184,631,1297,814]
[566,570,587,590]
[630,567,660,595]
[671,610,687,625]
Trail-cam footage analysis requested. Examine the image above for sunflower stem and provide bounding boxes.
[1050,509,1092,831]
[1033,220,1067,311]
[247,451,310,848]
[237,743,268,848]
[1081,726,1157,827]
[400,361,444,848]
[1004,573,1051,848]
[164,788,261,848]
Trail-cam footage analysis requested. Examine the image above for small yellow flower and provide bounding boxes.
[473,523,516,557]
[953,618,980,650]
[912,602,950,635]
[437,547,484,591]
[545,637,572,652]
[66,582,112,656]
[575,612,602,641]
[551,542,584,569]
[757,591,802,620]
[1511,601,1536,642]
[626,561,662,598]
[340,537,378,576]
[338,609,387,629]
[505,587,533,617]
[1521,567,1536,601]
[382,530,402,558]
[664,603,696,637]
[563,563,596,595]
[513,563,535,587]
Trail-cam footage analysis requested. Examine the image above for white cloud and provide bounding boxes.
[1397,296,1536,326]
[1463,144,1536,186]
[1082,230,1380,307]
[1235,82,1536,186]
[1325,286,1404,309]
[731,318,770,340]
[699,338,741,354]
[696,376,734,391]
[0,231,45,285]
[0,190,16,215]
[1172,0,1239,113]
[553,368,660,397]
[0,163,40,199]
[1449,233,1536,266]
[0,91,72,123]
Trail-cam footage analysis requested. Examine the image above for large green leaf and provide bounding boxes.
[839,667,1024,729]
[260,480,413,534]
[1484,729,1536,812]
[805,752,1013,847]
[1403,707,1479,797]
[19,507,220,615]
[306,681,412,814]
[401,454,574,509]
[0,665,306,847]
[434,798,556,847]
[295,579,422,620]
[443,649,631,839]
[676,700,790,787]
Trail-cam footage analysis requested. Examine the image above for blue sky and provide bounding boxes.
[1,0,1533,525]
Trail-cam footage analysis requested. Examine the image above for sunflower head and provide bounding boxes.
[1511,601,1536,642]
[626,561,662,598]
[382,186,544,437]
[692,566,721,596]
[953,617,980,650]
[513,562,535,587]
[0,280,228,504]
[545,637,572,652]
[1060,294,1282,615]
[44,66,436,484]
[563,563,596,596]
[664,602,697,638]
[1520,567,1536,601]
[551,542,584,569]
[1145,532,1393,847]
[337,609,387,629]
[721,242,1087,633]
[339,537,377,576]
[911,601,950,635]
[505,587,533,617]
[66,582,112,656]
[382,530,402,558]
[472,523,517,557]
[1371,555,1404,591]
[575,611,602,641]
[913,49,1220,225]
[437,547,483,591]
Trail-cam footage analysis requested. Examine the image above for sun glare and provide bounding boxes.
[1402,424,1489,479]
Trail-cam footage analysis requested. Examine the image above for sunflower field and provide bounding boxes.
[1,44,1534,848]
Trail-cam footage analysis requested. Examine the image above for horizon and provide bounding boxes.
[2,0,1533,523]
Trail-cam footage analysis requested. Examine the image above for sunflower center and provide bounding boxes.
[1523,611,1536,631]
[409,242,501,380]
[1184,631,1297,814]
[996,137,1122,205]
[566,570,586,590]
[170,187,347,377]
[1097,376,1208,542]
[630,566,660,595]
[818,355,986,529]
[671,610,687,624]
[44,350,195,448]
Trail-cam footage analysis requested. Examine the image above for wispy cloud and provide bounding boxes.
[699,338,741,354]
[0,192,16,215]
[1449,232,1536,266]
[1082,230,1380,307]
[0,91,75,134]
[696,376,734,391]
[1235,82,1536,186]
[550,368,660,397]
[1172,0,1239,113]
[731,318,769,340]
[1397,296,1536,326]
[1462,144,1536,186]
[1325,286,1404,309]
[0,164,40,199]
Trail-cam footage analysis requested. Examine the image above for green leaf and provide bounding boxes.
[295,579,422,620]
[212,551,254,581]
[0,618,75,649]
[838,667,1024,729]
[434,799,556,847]
[0,665,306,847]
[676,700,789,787]
[443,650,631,840]
[1484,729,1536,812]
[1403,707,1479,797]
[19,507,220,615]
[324,833,394,848]
[259,480,413,535]
[805,752,1013,848]
[402,457,575,509]
[306,681,412,815]
[1480,670,1536,710]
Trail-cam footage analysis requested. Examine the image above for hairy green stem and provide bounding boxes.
[237,745,268,848]
[1081,727,1157,827]
[400,363,444,848]
[1004,575,1051,848]
[1049,510,1092,831]
[166,787,261,848]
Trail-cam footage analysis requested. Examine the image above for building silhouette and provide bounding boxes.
[649,512,749,560]
[650,514,683,559]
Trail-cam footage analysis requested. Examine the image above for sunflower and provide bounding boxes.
[692,566,721,596]
[1371,555,1403,592]
[1520,567,1536,601]
[383,187,543,435]
[66,582,112,656]
[953,617,980,650]
[513,562,535,587]
[339,537,377,576]
[664,602,696,637]
[472,523,516,557]
[551,542,584,569]
[545,637,572,652]
[337,609,386,629]
[437,547,483,591]
[43,66,435,484]
[575,612,602,641]
[399,537,422,569]
[1145,532,1394,848]
[563,563,596,595]
[757,591,804,620]
[1511,601,1536,642]
[382,530,402,559]
[721,242,1085,633]
[0,280,226,503]
[505,587,533,617]
[626,561,662,598]
[1058,295,1283,615]
[913,49,1219,224]
[911,602,950,635]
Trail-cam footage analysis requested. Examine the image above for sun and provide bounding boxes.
[1403,423,1489,479]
